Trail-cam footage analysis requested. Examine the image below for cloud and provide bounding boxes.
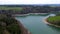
[0,0,60,5]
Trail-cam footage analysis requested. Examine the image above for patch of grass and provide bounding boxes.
[47,16,60,26]
[0,6,23,10]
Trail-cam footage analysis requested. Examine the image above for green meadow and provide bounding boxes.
[0,6,23,10]
[47,16,60,26]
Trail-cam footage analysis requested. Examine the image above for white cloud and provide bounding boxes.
[0,0,60,5]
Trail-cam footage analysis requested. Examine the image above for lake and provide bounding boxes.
[15,14,60,34]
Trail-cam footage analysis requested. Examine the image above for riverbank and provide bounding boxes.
[43,17,60,28]
[0,14,31,34]
[12,13,48,16]
[15,19,31,34]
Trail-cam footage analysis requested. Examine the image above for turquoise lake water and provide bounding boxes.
[16,14,60,34]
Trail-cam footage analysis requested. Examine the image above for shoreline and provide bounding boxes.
[15,19,31,34]
[43,17,60,28]
[12,13,48,16]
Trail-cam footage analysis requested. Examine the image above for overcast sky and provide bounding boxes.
[0,0,60,5]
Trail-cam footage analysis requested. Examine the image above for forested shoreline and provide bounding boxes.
[0,14,30,34]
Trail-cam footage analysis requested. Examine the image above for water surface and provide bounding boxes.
[16,14,60,34]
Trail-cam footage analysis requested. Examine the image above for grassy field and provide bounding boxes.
[0,6,23,10]
[47,16,60,26]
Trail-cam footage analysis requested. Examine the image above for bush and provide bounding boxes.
[7,24,21,34]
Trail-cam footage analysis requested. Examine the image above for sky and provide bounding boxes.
[0,0,60,5]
